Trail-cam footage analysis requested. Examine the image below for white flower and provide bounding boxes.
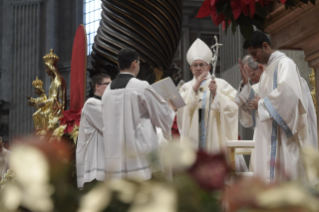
[129,182,177,212]
[1,144,54,212]
[78,181,111,212]
[160,139,196,170]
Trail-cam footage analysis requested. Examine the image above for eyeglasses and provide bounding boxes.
[191,63,208,68]
[99,82,110,86]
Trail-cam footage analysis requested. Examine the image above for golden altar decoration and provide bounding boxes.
[28,77,50,131]
[310,68,316,114]
[42,49,67,129]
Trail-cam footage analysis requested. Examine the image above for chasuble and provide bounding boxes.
[177,73,248,171]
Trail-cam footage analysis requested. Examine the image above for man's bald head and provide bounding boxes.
[242,55,264,84]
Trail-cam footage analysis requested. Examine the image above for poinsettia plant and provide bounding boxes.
[196,0,316,40]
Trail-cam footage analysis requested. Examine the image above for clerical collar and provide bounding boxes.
[93,95,101,100]
[267,51,286,67]
[119,72,135,77]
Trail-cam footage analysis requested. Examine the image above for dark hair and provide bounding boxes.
[91,73,110,92]
[0,136,2,142]
[243,31,271,49]
[118,48,139,70]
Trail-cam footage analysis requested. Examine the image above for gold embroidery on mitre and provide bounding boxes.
[43,49,59,66]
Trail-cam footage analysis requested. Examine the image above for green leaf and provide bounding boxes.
[223,4,234,20]
[232,22,238,35]
[239,24,254,40]
[255,3,267,18]
[215,2,228,15]
[236,14,253,26]
[224,19,229,33]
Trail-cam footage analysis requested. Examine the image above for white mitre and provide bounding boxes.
[186,38,212,65]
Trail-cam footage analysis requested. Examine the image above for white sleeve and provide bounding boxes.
[85,102,104,133]
[143,86,175,140]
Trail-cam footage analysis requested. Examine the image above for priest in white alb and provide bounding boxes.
[176,38,247,171]
[240,31,312,183]
[76,74,111,189]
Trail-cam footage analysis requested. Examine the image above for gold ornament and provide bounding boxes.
[42,49,66,130]
[32,77,45,93]
[310,68,316,114]
[43,49,59,66]
[28,77,50,132]
[70,125,79,145]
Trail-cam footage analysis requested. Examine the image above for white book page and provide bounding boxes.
[152,77,186,109]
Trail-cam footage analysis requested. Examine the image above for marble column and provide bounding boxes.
[9,0,43,138]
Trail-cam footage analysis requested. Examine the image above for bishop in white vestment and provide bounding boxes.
[177,38,247,171]
[242,31,311,183]
[76,74,111,188]
[102,48,175,181]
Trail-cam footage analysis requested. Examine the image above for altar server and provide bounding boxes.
[176,38,247,171]
[76,74,111,189]
[102,48,175,180]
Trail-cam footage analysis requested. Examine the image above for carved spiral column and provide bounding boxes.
[10,0,42,137]
[91,0,182,80]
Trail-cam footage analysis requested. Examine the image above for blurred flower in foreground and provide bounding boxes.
[78,179,176,212]
[1,144,54,212]
[161,139,196,171]
[188,151,230,191]
[129,182,176,212]
[0,169,15,191]
[223,176,269,212]
[257,183,319,212]
[78,181,111,212]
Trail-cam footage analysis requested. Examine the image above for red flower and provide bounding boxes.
[171,116,180,136]
[196,0,225,26]
[59,109,82,134]
[188,150,230,191]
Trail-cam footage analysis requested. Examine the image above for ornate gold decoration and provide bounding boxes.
[70,125,79,145]
[310,68,316,114]
[154,67,164,82]
[28,77,50,131]
[50,125,67,142]
[43,49,59,66]
[32,77,45,93]
[27,50,66,133]
[42,49,66,129]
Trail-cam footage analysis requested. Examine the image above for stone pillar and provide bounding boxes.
[9,0,43,138]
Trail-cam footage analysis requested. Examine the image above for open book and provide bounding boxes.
[152,77,186,109]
